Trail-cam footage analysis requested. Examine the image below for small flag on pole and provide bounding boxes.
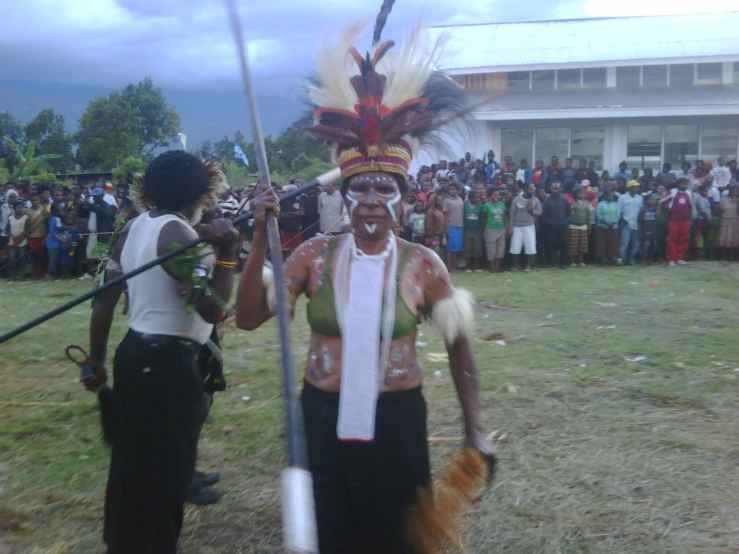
[234,142,249,165]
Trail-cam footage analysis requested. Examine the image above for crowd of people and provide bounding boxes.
[1,151,738,280]
[401,151,739,271]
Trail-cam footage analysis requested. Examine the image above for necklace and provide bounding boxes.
[349,233,395,261]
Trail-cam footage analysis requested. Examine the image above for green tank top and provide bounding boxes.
[306,237,418,339]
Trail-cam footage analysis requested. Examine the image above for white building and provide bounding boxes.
[426,12,739,174]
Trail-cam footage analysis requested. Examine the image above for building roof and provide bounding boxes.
[430,12,739,73]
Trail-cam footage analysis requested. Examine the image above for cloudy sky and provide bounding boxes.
[1,0,736,97]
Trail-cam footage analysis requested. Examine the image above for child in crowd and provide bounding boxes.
[692,184,712,260]
[425,195,446,258]
[596,189,620,265]
[58,212,80,278]
[463,190,484,272]
[409,200,426,244]
[568,186,590,267]
[6,200,30,277]
[660,177,693,267]
[483,188,509,272]
[443,183,464,272]
[45,204,63,280]
[639,195,658,266]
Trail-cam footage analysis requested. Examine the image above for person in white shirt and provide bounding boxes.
[318,181,345,234]
[710,157,731,190]
[704,175,721,204]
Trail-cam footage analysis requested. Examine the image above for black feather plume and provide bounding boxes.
[373,0,396,45]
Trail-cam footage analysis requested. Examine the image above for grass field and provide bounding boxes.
[1,262,738,553]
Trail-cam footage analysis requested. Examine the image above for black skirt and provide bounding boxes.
[301,381,431,554]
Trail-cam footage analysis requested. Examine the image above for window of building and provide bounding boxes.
[570,127,605,170]
[664,125,699,167]
[461,74,486,90]
[532,70,555,91]
[642,65,667,87]
[616,66,640,90]
[701,125,738,164]
[582,67,607,89]
[501,128,534,167]
[507,71,530,89]
[535,128,569,164]
[670,64,694,87]
[696,63,722,85]
[627,126,662,168]
[557,69,581,90]
[734,62,739,84]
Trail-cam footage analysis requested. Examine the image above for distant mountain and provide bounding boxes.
[0,81,306,149]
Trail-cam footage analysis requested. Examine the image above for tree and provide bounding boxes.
[111,157,148,184]
[25,108,73,173]
[75,77,180,170]
[198,139,213,159]
[2,138,61,180]
[0,111,25,166]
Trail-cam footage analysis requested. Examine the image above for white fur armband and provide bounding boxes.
[431,287,475,345]
[262,265,277,313]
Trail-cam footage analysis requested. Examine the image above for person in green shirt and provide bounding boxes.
[463,190,484,271]
[483,188,510,272]
[408,200,426,244]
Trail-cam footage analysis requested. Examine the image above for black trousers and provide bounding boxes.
[301,382,431,554]
[543,224,568,265]
[104,330,203,554]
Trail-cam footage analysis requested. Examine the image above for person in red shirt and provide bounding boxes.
[660,177,693,266]
[532,159,548,188]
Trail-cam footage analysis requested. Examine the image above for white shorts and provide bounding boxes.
[510,225,536,255]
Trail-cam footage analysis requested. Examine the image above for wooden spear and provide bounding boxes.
[223,1,317,552]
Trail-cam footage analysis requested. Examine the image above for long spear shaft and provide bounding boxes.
[0,168,338,346]
[223,1,317,553]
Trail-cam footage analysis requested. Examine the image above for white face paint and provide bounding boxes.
[386,192,401,222]
[346,192,360,221]
[364,223,377,234]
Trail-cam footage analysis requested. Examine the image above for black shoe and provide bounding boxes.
[186,485,222,505]
[194,470,220,487]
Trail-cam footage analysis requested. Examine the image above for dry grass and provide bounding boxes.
[1,262,738,553]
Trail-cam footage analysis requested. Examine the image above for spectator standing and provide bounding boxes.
[585,187,598,261]
[560,158,577,193]
[86,188,115,274]
[617,181,643,265]
[501,156,517,178]
[425,194,446,258]
[638,195,659,266]
[568,186,590,267]
[25,194,48,279]
[676,163,697,191]
[728,159,738,181]
[717,185,739,261]
[596,189,620,264]
[408,200,426,244]
[692,184,712,260]
[546,156,562,188]
[443,183,464,272]
[6,200,30,277]
[435,160,450,183]
[540,182,570,269]
[317,181,345,234]
[575,160,589,185]
[532,159,548,189]
[711,157,731,191]
[516,159,533,185]
[509,183,541,272]
[660,178,693,266]
[483,188,509,272]
[655,163,676,189]
[586,161,600,188]
[58,212,79,278]
[46,204,64,280]
[463,190,484,272]
[485,151,500,184]
[613,161,631,183]
[639,167,656,189]
[704,175,721,205]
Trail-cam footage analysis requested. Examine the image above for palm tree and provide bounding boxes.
[2,137,61,180]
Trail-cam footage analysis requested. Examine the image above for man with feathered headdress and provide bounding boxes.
[236,22,495,553]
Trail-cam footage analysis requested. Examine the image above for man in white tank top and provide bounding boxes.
[80,151,278,554]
